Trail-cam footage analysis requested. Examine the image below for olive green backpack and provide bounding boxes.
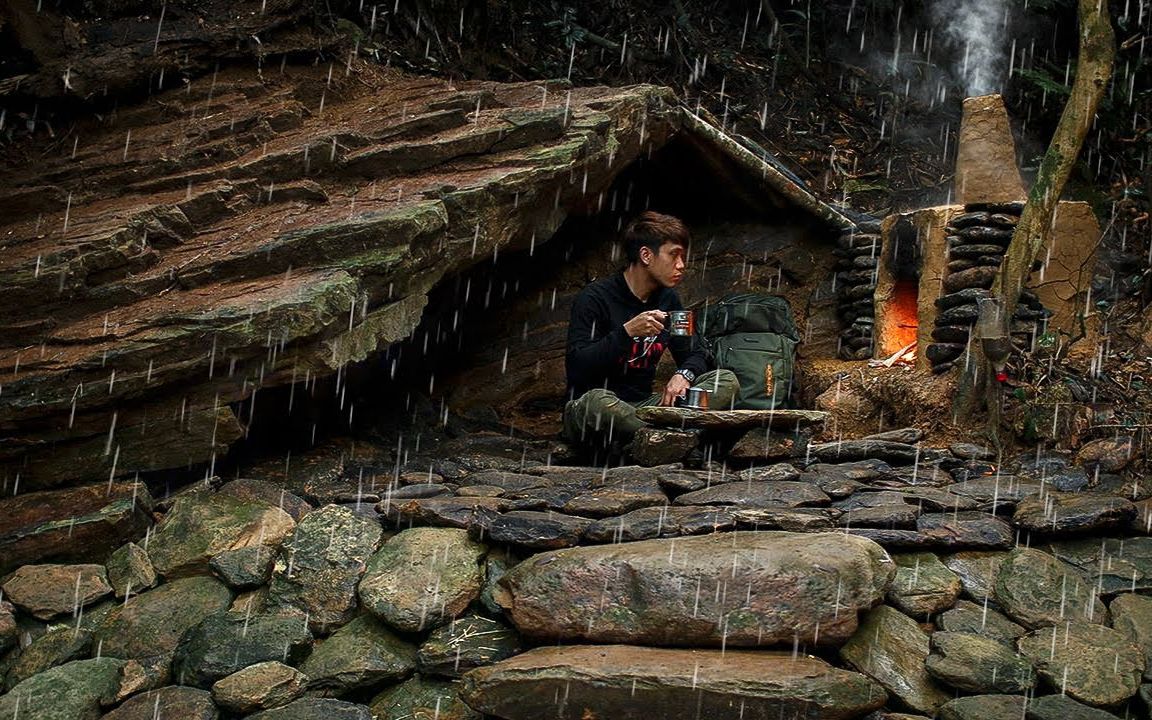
[701,294,799,409]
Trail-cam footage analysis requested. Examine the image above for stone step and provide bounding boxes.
[460,644,887,720]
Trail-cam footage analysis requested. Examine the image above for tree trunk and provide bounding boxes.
[994,0,1115,320]
[954,0,1115,430]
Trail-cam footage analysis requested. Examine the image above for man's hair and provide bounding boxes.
[622,211,689,265]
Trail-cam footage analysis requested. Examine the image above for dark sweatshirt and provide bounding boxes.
[565,273,710,402]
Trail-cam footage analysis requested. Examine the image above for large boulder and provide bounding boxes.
[359,527,487,633]
[146,492,296,578]
[1017,622,1144,707]
[266,504,383,634]
[496,531,893,647]
[1,564,111,620]
[840,605,951,715]
[0,56,709,488]
[4,626,94,690]
[925,631,1035,693]
[993,548,1106,628]
[211,661,307,715]
[299,614,417,694]
[171,611,313,688]
[92,575,232,663]
[0,657,125,720]
[0,482,153,574]
[459,645,887,720]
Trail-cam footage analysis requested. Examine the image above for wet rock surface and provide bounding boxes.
[0,431,1146,719]
[460,645,887,720]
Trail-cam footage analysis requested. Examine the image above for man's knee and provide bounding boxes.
[566,388,642,439]
[697,369,740,408]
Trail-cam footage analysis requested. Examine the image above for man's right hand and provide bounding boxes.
[624,310,667,337]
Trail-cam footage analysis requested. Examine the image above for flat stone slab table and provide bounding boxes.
[635,407,828,430]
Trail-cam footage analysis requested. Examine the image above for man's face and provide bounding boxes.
[642,241,686,288]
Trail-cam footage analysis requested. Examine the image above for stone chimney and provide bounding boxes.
[954,94,1026,205]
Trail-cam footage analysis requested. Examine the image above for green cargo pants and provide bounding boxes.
[562,369,740,445]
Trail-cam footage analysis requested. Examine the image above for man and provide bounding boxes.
[563,211,739,449]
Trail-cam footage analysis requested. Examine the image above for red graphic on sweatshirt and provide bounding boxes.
[625,338,665,369]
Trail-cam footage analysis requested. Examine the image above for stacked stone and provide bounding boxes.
[927,202,1049,374]
[836,219,883,360]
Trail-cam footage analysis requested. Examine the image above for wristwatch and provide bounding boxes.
[675,369,696,383]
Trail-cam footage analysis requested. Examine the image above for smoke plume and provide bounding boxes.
[932,0,1011,96]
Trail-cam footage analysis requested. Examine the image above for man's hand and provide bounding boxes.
[660,372,692,406]
[624,310,667,337]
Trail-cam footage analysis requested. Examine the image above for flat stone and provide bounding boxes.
[0,657,125,720]
[943,265,998,292]
[735,463,803,483]
[949,440,995,458]
[4,626,93,691]
[727,428,810,461]
[839,503,921,528]
[1017,621,1144,706]
[936,600,1026,646]
[265,504,382,634]
[246,698,373,720]
[100,686,218,720]
[496,531,893,647]
[634,407,828,430]
[560,483,668,518]
[806,439,918,464]
[359,527,486,633]
[369,676,480,720]
[926,631,1035,693]
[1045,537,1152,594]
[1110,593,1152,681]
[93,576,233,663]
[389,484,454,499]
[459,645,886,720]
[887,553,962,617]
[1025,693,1125,720]
[938,695,1027,720]
[105,542,157,599]
[731,507,839,531]
[863,427,924,443]
[211,661,306,714]
[1,564,111,620]
[1013,492,1137,534]
[583,505,738,542]
[418,614,522,678]
[673,481,829,508]
[381,496,507,528]
[1075,436,1137,473]
[299,614,417,694]
[840,605,950,714]
[629,427,699,466]
[945,476,1043,505]
[147,492,296,579]
[0,481,154,575]
[848,512,1013,550]
[993,547,1107,628]
[942,551,1009,602]
[467,507,590,550]
[457,471,550,492]
[172,611,313,688]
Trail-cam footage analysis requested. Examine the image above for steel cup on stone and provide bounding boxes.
[667,310,695,336]
[677,387,710,410]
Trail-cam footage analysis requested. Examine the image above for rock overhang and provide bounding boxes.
[0,60,847,489]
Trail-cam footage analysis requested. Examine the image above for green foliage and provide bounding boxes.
[1016,68,1071,98]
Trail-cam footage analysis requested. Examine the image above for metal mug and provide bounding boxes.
[678,387,709,410]
[667,310,695,336]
